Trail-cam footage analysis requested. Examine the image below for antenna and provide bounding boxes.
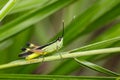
[62,20,64,38]
[56,20,64,41]
[73,16,76,19]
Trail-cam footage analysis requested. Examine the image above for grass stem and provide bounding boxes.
[0,47,120,69]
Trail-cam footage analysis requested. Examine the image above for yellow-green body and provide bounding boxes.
[25,53,40,60]
[25,38,63,60]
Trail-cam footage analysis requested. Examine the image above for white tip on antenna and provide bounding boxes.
[61,20,64,37]
[62,20,64,22]
[73,16,76,19]
[62,20,64,27]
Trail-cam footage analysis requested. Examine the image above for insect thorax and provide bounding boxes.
[42,38,63,54]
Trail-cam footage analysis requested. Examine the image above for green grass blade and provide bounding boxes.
[0,0,76,42]
[8,28,32,61]
[63,0,120,46]
[0,40,12,51]
[71,37,120,52]
[0,40,12,64]
[63,0,95,25]
[9,0,57,14]
[0,47,120,69]
[0,0,17,21]
[92,22,120,43]
[74,58,119,76]
[51,25,120,74]
[34,20,52,44]
[0,0,8,9]
[0,0,120,76]
[49,24,120,75]
[70,22,120,52]
[0,74,117,80]
[3,28,33,73]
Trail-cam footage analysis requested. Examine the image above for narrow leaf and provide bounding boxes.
[0,74,117,80]
[0,47,120,69]
[0,0,76,42]
[0,0,17,21]
[74,58,120,76]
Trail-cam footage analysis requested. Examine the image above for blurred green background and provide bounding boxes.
[0,0,120,79]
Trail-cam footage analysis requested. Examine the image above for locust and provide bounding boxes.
[18,23,64,60]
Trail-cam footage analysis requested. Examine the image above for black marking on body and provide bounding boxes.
[21,48,26,51]
[37,37,62,49]
[19,23,64,58]
[37,24,64,50]
[18,51,33,57]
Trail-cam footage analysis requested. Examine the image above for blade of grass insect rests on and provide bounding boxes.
[74,58,120,76]
[63,0,120,46]
[0,0,17,21]
[9,0,56,14]
[0,0,76,43]
[0,74,117,80]
[49,1,120,75]
[0,47,120,69]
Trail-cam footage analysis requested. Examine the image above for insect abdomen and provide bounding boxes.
[25,53,41,60]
